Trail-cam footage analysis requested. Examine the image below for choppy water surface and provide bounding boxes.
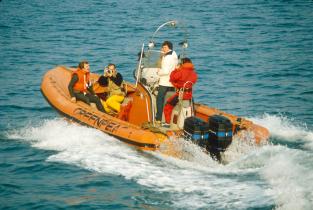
[1,0,313,209]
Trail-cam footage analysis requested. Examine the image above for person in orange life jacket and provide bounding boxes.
[99,63,125,113]
[163,57,198,124]
[68,60,105,112]
[155,41,178,122]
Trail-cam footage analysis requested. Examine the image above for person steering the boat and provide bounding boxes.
[155,41,178,123]
[68,60,105,112]
[100,63,125,113]
[163,57,198,124]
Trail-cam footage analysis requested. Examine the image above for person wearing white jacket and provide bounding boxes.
[155,41,178,123]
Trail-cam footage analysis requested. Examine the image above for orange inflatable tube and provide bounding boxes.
[41,66,270,154]
[41,66,168,150]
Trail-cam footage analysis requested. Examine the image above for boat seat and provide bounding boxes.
[170,99,193,130]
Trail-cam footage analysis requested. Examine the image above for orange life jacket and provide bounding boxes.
[72,68,90,93]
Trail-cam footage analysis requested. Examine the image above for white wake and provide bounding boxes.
[6,115,313,209]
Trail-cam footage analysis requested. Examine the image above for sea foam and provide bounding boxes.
[250,113,313,150]
[6,115,313,209]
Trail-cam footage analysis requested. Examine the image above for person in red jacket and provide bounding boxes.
[163,57,198,124]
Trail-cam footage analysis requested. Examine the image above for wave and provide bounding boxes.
[6,116,313,209]
[300,90,313,95]
[249,113,313,151]
[0,105,52,112]
[261,145,313,210]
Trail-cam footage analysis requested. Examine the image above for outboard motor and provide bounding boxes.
[183,115,233,161]
[183,117,210,148]
[206,115,233,159]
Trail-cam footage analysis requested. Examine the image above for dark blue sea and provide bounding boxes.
[1,0,313,209]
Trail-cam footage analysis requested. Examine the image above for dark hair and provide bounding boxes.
[181,57,192,64]
[107,63,116,69]
[162,41,173,50]
[78,60,89,69]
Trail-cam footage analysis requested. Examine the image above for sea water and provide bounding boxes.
[1,0,313,209]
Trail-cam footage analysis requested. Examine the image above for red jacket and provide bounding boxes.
[169,63,197,99]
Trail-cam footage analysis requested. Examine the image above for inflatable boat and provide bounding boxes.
[40,21,270,160]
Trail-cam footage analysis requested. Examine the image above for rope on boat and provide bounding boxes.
[141,122,167,135]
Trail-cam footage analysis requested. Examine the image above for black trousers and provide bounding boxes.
[73,91,105,112]
[156,86,175,121]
